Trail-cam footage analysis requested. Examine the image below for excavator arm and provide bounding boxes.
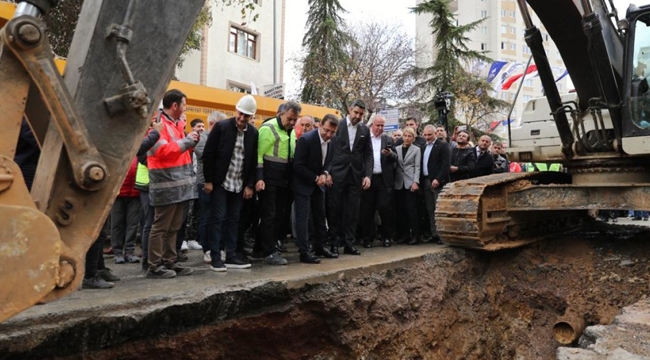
[0,0,204,323]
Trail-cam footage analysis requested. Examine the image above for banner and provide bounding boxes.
[494,62,523,94]
[262,83,285,99]
[502,65,537,91]
[486,61,508,83]
[378,108,400,131]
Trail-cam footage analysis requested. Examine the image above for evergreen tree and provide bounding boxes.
[411,0,507,128]
[300,0,352,109]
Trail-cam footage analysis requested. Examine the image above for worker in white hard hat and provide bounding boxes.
[201,94,259,271]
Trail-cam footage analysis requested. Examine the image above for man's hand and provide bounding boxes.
[325,174,333,187]
[203,182,213,194]
[411,182,419,192]
[381,148,392,156]
[255,180,265,192]
[432,179,440,189]
[243,186,254,200]
[362,176,371,190]
[186,131,199,144]
[316,174,327,186]
[450,165,458,173]
[152,121,163,133]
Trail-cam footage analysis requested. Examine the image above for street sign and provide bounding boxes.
[263,84,285,99]
[379,108,399,132]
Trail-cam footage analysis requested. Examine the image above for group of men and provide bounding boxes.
[85,89,514,289]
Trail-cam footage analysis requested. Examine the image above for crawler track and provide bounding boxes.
[435,172,587,251]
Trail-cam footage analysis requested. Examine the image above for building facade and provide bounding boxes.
[177,0,285,96]
[415,0,569,135]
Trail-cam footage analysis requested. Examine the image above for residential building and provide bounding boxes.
[415,0,569,136]
[177,0,285,97]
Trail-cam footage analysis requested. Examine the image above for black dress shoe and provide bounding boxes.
[363,240,372,248]
[315,247,338,258]
[329,246,340,255]
[343,245,361,255]
[383,238,392,247]
[407,237,421,245]
[300,252,321,264]
[420,236,433,244]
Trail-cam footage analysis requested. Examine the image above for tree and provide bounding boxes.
[410,0,508,129]
[299,0,352,108]
[298,21,415,114]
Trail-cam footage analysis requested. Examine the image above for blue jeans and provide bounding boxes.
[208,186,244,261]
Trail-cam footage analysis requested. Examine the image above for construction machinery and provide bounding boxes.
[436,0,650,250]
[0,0,204,322]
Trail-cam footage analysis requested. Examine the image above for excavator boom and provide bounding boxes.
[0,0,204,322]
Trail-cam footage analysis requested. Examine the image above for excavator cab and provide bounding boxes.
[624,7,650,141]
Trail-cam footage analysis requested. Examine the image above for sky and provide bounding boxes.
[283,0,416,99]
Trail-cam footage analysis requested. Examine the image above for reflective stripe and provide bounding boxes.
[165,122,180,142]
[149,176,196,190]
[263,155,289,164]
[147,138,169,156]
[261,122,281,158]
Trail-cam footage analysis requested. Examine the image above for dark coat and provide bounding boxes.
[470,147,494,178]
[328,118,373,184]
[202,117,258,189]
[293,129,333,196]
[372,134,397,188]
[450,146,476,182]
[394,134,426,148]
[421,139,451,186]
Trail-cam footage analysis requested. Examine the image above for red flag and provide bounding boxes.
[501,65,537,90]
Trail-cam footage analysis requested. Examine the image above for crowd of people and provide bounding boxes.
[81,90,519,289]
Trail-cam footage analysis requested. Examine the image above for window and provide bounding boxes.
[510,11,516,17]
[501,9,507,17]
[510,43,516,50]
[481,10,488,18]
[523,95,532,102]
[481,26,487,34]
[227,80,251,94]
[523,45,531,54]
[481,43,488,50]
[229,26,257,59]
[524,79,533,87]
[501,25,507,33]
[510,26,516,34]
[501,42,506,50]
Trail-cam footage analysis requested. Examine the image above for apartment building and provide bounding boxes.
[177,0,285,96]
[415,0,569,135]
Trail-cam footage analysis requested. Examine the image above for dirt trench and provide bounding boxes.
[50,223,650,360]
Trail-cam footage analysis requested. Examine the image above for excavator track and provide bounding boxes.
[436,172,589,251]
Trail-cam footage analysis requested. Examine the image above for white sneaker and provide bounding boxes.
[203,251,211,264]
[181,241,189,252]
[221,250,226,262]
[187,240,202,250]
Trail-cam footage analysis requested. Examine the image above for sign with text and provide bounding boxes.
[379,108,399,131]
[263,83,285,99]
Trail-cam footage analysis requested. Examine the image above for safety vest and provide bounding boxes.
[526,163,562,172]
[135,163,149,190]
[257,117,292,187]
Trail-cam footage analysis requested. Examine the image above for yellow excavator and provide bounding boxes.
[437,0,650,250]
[0,0,203,322]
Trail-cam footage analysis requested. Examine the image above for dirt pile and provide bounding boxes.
[48,223,650,360]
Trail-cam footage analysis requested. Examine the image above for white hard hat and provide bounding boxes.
[236,94,257,115]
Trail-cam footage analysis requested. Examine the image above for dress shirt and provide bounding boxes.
[318,130,328,166]
[347,117,358,151]
[371,133,382,174]
[476,146,484,158]
[422,139,436,177]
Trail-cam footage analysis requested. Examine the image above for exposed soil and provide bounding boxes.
[48,222,650,360]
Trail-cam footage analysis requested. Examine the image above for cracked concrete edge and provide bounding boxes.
[0,248,462,359]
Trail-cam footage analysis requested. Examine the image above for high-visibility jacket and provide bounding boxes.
[257,117,293,187]
[526,163,562,172]
[117,158,140,198]
[135,163,149,191]
[147,111,197,206]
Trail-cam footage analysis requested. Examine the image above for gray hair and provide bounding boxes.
[423,124,436,132]
[207,111,227,124]
[368,113,386,126]
[282,101,302,115]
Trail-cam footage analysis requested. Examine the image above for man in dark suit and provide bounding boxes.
[327,99,373,255]
[420,124,451,242]
[293,115,340,263]
[470,135,495,178]
[361,114,397,248]
[202,95,259,271]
